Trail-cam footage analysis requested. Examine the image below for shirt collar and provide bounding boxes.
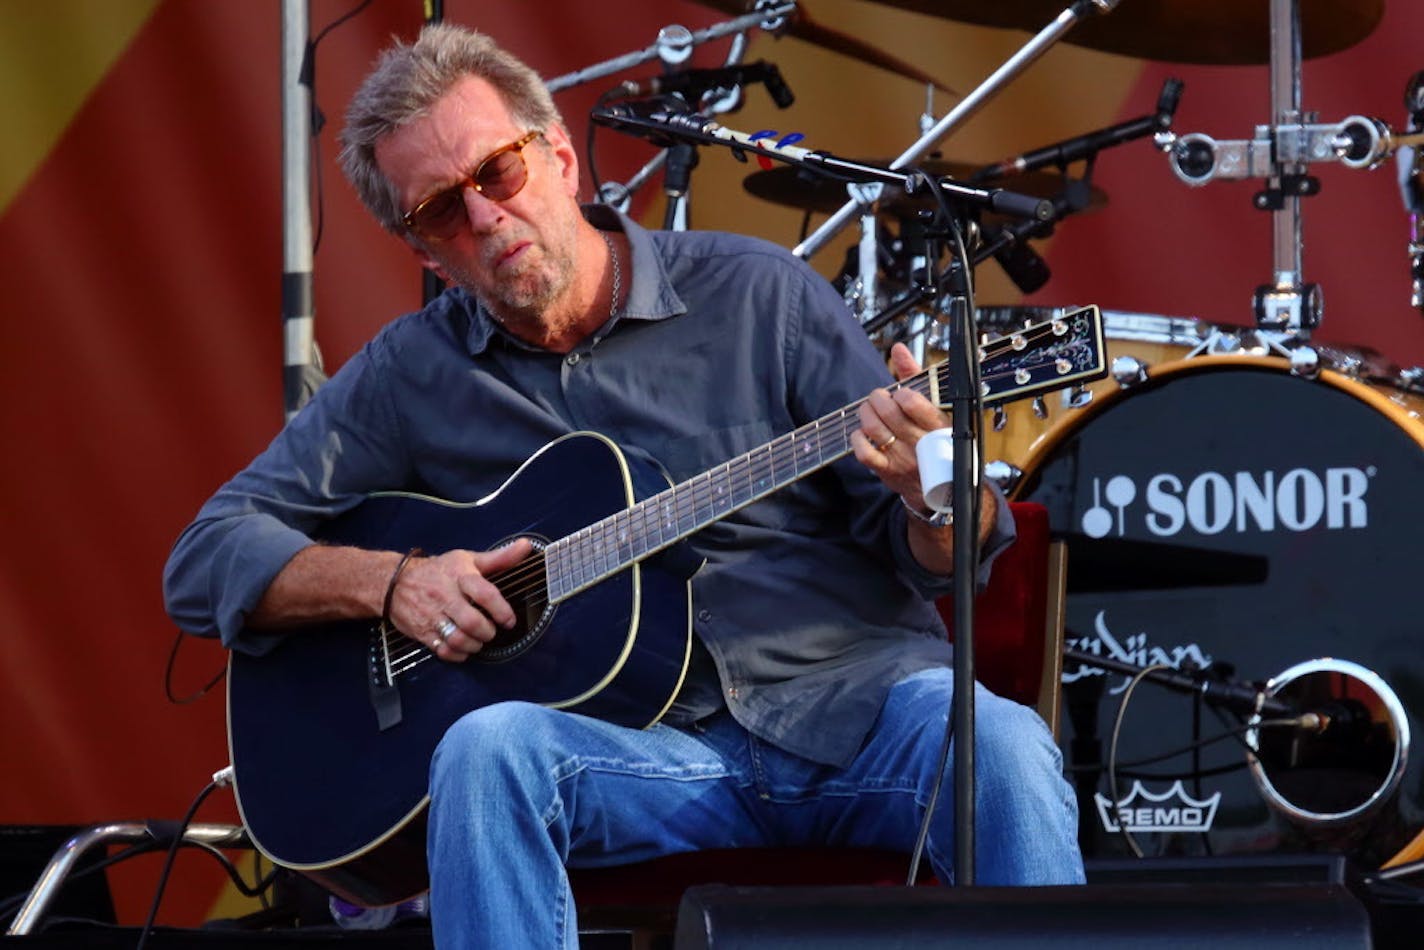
[458,205,687,356]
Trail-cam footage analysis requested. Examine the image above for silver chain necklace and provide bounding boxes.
[600,230,622,319]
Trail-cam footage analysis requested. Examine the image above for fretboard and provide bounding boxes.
[543,370,936,602]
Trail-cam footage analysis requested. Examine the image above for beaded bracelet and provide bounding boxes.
[381,547,423,627]
[901,497,953,528]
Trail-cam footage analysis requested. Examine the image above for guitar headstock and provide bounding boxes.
[926,305,1107,409]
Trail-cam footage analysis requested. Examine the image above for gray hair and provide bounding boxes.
[338,23,564,234]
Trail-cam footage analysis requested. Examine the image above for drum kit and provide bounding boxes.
[567,1,1424,878]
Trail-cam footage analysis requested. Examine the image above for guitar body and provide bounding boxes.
[227,432,693,904]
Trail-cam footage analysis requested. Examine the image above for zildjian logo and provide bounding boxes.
[1095,780,1222,833]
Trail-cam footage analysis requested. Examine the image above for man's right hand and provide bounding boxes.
[388,541,532,660]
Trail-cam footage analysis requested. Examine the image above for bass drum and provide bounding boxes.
[1012,354,1424,866]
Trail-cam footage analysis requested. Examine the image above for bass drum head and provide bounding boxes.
[1014,355,1424,866]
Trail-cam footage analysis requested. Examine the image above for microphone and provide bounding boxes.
[1293,699,1373,738]
[603,62,795,109]
[992,240,1051,295]
[592,97,725,147]
[1063,647,1294,717]
[975,77,1184,180]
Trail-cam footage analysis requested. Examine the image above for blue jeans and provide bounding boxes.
[426,667,1083,948]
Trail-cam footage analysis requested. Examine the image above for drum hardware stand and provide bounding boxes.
[847,181,887,327]
[1157,0,1424,348]
[550,4,796,221]
[792,0,1124,263]
[1400,71,1424,315]
[547,4,793,95]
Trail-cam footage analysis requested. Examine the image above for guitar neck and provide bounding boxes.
[544,306,1105,602]
[546,392,882,602]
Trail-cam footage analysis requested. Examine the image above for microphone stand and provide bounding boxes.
[937,218,985,886]
[1063,647,1294,717]
[662,142,699,230]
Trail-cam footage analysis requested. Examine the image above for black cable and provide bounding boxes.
[302,0,375,255]
[163,628,225,705]
[134,780,221,950]
[1085,717,1307,770]
[907,717,954,885]
[1107,663,1171,859]
[0,841,158,925]
[586,107,605,202]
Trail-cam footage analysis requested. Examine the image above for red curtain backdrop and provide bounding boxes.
[2,0,1420,924]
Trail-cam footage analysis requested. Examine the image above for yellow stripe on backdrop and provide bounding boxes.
[0,1,162,212]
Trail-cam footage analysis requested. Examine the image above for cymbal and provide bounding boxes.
[689,1,956,93]
[867,0,1385,65]
[743,159,1108,216]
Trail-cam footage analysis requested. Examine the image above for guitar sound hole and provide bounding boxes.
[476,542,553,664]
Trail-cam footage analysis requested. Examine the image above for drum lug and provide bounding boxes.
[1111,355,1150,388]
[1030,396,1049,420]
[1289,344,1321,378]
[1066,384,1094,409]
[982,459,1022,495]
[991,405,1008,432]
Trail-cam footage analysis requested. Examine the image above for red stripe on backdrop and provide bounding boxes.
[1028,1,1424,368]
[0,0,714,926]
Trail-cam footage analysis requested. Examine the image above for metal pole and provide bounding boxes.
[1269,0,1305,306]
[281,0,319,419]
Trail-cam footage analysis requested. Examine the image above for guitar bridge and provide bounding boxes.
[367,623,403,731]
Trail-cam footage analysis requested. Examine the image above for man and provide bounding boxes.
[164,23,1082,948]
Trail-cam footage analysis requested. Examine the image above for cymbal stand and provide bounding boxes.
[546,3,793,94]
[550,4,794,224]
[793,0,1124,262]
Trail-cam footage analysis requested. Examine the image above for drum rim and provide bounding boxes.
[1008,354,1424,499]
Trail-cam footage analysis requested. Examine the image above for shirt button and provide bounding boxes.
[727,686,739,699]
[697,609,712,622]
[565,353,581,366]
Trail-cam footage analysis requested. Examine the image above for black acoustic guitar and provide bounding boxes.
[226,306,1106,905]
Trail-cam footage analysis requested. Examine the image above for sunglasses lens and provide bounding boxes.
[409,190,467,241]
[476,150,528,202]
[403,133,537,240]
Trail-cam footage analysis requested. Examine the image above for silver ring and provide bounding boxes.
[435,618,458,641]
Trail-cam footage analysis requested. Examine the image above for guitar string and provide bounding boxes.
[380,318,1094,670]
[410,318,1088,622]
[546,318,1089,595]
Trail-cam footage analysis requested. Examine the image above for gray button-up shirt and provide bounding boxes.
[164,207,1012,766]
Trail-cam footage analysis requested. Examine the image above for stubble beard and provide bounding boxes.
[446,215,581,339]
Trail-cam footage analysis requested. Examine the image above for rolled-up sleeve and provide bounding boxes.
[162,342,409,654]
